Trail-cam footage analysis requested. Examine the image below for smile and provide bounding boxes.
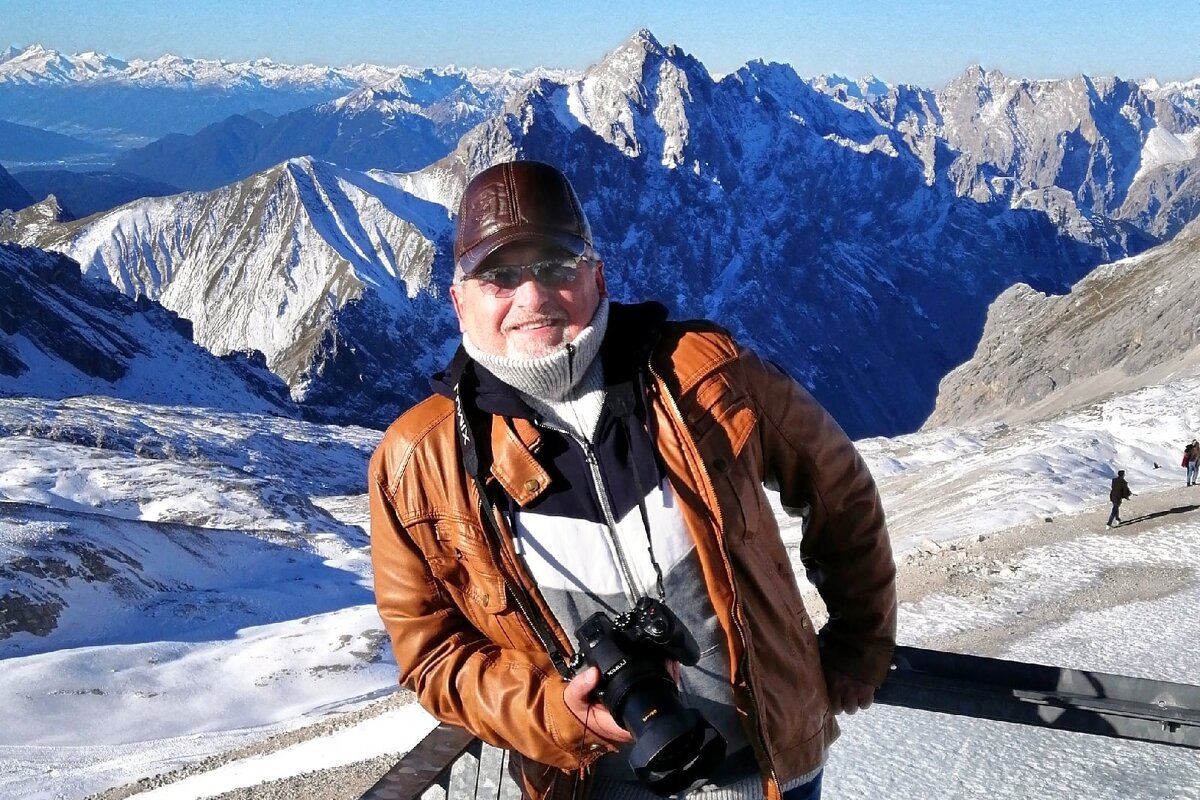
[509,320,564,331]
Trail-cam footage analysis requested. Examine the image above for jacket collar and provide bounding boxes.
[430,300,669,416]
[430,302,668,507]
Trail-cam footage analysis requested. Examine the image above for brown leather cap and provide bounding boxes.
[454,160,593,275]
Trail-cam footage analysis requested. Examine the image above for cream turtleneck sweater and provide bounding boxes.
[462,298,610,443]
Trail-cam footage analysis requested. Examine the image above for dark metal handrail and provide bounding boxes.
[875,646,1200,749]
[361,646,1200,799]
[359,724,478,800]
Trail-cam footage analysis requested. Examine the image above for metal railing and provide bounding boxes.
[360,646,1200,800]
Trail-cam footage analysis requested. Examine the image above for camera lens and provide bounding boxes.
[573,607,725,795]
[628,706,726,796]
[645,726,705,771]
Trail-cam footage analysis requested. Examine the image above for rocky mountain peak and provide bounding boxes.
[925,216,1200,428]
[0,195,75,242]
[606,28,706,76]
[563,31,711,164]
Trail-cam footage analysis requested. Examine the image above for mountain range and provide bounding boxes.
[0,44,573,150]
[4,30,1200,439]
[109,68,566,190]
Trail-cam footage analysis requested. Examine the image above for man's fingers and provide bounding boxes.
[825,668,878,716]
[564,666,600,706]
[563,667,633,743]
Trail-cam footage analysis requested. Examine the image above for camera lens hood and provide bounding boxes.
[630,707,727,796]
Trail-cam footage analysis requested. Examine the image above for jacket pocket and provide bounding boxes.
[423,519,510,616]
[684,374,765,540]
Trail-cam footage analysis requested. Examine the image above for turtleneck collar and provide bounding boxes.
[462,298,610,402]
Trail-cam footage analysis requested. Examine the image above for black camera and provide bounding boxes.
[573,597,726,796]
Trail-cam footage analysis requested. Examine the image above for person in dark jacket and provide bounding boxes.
[1185,440,1199,486]
[1108,470,1132,527]
[369,160,897,800]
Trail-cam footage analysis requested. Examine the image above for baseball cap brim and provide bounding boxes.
[457,228,589,276]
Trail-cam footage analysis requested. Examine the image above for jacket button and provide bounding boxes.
[524,478,540,492]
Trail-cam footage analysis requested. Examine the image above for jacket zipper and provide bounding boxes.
[646,359,780,792]
[537,418,644,608]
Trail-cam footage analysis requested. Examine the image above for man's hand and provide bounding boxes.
[564,666,633,743]
[825,668,877,715]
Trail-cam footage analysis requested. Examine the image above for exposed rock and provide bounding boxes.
[925,217,1200,427]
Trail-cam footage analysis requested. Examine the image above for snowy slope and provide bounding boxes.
[0,243,294,413]
[3,372,1200,798]
[17,160,458,426]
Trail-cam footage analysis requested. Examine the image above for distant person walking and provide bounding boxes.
[1185,440,1199,487]
[1108,470,1132,528]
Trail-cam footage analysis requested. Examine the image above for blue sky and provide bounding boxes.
[2,0,1198,86]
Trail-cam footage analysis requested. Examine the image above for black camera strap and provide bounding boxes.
[607,382,666,601]
[452,359,574,680]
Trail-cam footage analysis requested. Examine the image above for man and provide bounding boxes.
[1108,469,1132,528]
[370,160,896,800]
[1185,440,1199,487]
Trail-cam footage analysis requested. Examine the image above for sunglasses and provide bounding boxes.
[468,258,592,298]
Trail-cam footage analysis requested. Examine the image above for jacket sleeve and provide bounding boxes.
[738,346,897,686]
[369,459,614,771]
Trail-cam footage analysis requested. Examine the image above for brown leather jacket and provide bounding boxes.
[369,320,896,800]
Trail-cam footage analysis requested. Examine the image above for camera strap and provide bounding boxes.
[608,382,666,601]
[453,358,574,680]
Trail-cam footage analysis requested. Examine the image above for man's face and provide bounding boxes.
[449,241,606,359]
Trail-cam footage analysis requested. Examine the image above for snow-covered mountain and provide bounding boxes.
[0,44,378,89]
[0,242,295,413]
[868,66,1200,243]
[387,30,1113,437]
[8,30,1200,438]
[925,215,1200,429]
[0,44,574,152]
[0,45,366,147]
[14,159,457,426]
[8,31,1140,437]
[111,68,566,190]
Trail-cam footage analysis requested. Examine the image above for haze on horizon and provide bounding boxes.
[2,0,1198,88]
